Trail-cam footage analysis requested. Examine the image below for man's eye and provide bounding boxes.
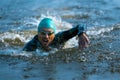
[48,32,54,36]
[48,33,52,36]
[40,31,54,36]
[41,32,46,35]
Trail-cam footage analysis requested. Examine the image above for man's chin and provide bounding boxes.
[42,42,49,47]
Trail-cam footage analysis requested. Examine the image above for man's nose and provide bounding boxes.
[44,34,49,38]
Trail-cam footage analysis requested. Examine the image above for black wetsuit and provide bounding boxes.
[23,25,85,51]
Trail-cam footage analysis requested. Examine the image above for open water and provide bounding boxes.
[0,0,120,80]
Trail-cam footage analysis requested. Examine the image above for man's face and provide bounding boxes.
[38,28,55,47]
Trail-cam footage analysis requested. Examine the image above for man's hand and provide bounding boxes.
[78,33,90,51]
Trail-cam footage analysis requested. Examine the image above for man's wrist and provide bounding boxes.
[78,32,85,36]
[77,24,87,36]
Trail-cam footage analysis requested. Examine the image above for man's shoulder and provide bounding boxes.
[33,35,38,40]
[23,35,38,51]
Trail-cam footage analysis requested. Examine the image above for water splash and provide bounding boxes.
[0,13,120,57]
[87,26,114,36]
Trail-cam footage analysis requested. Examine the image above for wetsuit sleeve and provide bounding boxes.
[53,25,79,44]
[23,35,38,51]
[53,24,86,45]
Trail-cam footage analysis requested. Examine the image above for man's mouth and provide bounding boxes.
[42,39,49,46]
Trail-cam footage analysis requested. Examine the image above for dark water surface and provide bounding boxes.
[0,0,120,80]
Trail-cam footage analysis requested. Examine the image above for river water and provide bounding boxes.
[0,0,120,80]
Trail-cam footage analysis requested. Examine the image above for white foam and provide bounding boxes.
[36,48,58,56]
[87,27,114,36]
[0,32,26,43]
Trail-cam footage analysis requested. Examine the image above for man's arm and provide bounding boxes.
[52,24,90,50]
[54,25,79,44]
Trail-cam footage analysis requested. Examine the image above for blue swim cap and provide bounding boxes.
[38,18,56,33]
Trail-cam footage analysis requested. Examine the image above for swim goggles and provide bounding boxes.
[39,31,54,36]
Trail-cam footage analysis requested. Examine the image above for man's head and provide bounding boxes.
[37,18,56,47]
[38,18,56,33]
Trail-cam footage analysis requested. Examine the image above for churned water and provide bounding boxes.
[0,0,120,80]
